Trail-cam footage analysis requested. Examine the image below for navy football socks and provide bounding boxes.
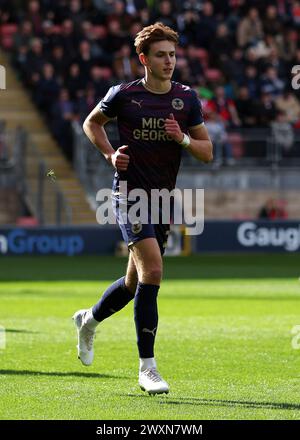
[134,282,160,358]
[92,276,135,322]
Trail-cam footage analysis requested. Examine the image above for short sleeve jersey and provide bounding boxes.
[99,78,204,193]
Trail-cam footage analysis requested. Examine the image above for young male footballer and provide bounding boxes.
[73,22,213,395]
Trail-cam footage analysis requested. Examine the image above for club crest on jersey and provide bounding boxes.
[172,98,184,110]
[131,221,142,234]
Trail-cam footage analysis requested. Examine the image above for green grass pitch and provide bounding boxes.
[0,254,300,420]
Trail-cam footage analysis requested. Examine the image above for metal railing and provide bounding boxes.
[0,120,16,188]
[0,121,72,225]
[72,121,115,206]
[181,127,300,168]
[72,121,300,194]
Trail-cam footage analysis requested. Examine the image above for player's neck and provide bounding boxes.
[142,76,171,94]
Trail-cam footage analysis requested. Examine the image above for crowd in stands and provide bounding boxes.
[258,197,288,219]
[1,0,300,161]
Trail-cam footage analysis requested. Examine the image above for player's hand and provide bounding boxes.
[111,145,130,171]
[164,113,184,143]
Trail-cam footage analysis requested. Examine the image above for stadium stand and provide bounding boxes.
[0,0,300,224]
[0,48,95,224]
[0,189,19,224]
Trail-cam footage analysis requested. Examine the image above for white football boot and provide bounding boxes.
[139,368,169,395]
[72,309,97,366]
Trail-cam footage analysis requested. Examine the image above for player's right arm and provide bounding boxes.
[83,106,129,171]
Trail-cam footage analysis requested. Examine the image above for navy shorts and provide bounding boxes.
[112,197,170,256]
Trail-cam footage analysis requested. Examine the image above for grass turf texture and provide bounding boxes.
[0,254,300,420]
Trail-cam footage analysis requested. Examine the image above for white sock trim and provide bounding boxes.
[139,357,156,372]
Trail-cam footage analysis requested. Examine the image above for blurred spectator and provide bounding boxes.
[105,19,127,53]
[260,66,285,98]
[207,85,241,128]
[25,0,43,35]
[221,48,245,85]
[205,110,235,166]
[196,79,214,102]
[106,0,134,31]
[235,86,257,128]
[277,28,298,63]
[57,19,79,59]
[179,0,202,14]
[76,86,97,124]
[139,8,151,26]
[50,45,68,79]
[292,0,300,27]
[0,0,16,24]
[24,38,45,86]
[91,24,111,64]
[271,111,295,157]
[264,46,287,80]
[113,43,139,81]
[151,0,178,29]
[51,88,76,160]
[12,44,28,78]
[93,0,115,15]
[174,57,193,86]
[276,0,292,21]
[237,7,264,48]
[258,198,288,219]
[185,45,204,83]
[77,40,93,78]
[263,5,282,36]
[225,0,244,35]
[210,23,234,62]
[90,66,112,99]
[178,8,200,46]
[243,65,260,100]
[66,63,85,100]
[13,20,33,50]
[275,89,300,125]
[195,1,217,49]
[3,0,300,163]
[128,21,143,48]
[35,63,60,115]
[41,20,60,54]
[256,92,277,126]
[247,39,271,60]
[69,0,88,31]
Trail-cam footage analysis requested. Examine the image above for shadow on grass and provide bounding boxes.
[5,329,39,334]
[1,255,300,281]
[0,369,129,380]
[125,394,300,411]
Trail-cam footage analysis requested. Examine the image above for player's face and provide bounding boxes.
[144,40,176,81]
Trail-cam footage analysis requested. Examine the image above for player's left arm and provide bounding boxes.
[187,123,213,163]
[165,114,213,163]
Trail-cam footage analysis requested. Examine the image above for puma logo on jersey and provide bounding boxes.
[142,327,157,337]
[131,99,143,108]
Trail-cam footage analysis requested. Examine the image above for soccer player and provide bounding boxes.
[73,22,213,395]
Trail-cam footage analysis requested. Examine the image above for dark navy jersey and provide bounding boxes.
[98,78,204,194]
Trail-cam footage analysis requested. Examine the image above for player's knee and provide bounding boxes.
[144,266,162,284]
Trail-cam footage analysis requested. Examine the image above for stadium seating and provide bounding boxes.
[0,49,95,225]
[0,1,300,224]
[0,24,18,50]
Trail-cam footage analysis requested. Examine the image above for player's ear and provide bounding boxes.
[139,53,147,66]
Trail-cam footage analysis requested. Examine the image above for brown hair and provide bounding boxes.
[134,22,179,55]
